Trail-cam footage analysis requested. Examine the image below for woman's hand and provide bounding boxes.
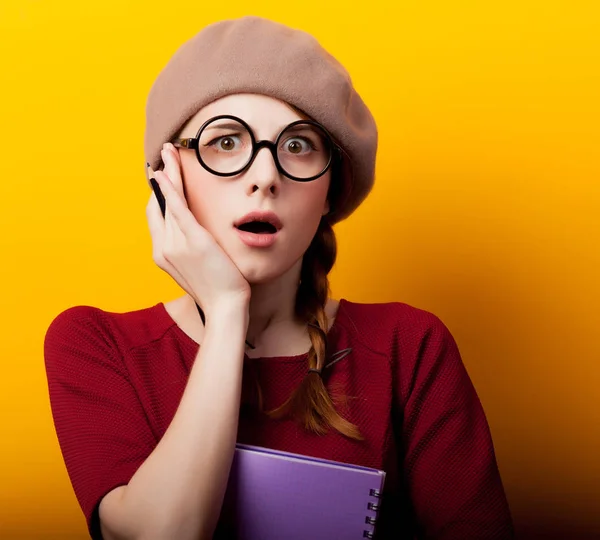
[146,143,251,314]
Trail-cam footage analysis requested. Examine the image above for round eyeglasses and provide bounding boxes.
[171,115,339,182]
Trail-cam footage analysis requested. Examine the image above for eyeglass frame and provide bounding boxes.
[171,114,341,182]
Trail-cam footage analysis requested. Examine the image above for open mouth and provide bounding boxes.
[235,221,278,234]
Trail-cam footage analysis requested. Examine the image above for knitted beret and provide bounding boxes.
[144,16,378,224]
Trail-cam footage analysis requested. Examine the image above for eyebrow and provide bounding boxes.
[283,124,317,134]
[202,120,310,137]
[203,122,246,132]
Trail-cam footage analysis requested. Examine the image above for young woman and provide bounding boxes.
[44,16,515,540]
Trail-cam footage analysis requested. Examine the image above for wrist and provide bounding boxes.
[208,297,250,326]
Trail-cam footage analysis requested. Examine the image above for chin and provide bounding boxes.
[224,234,307,286]
[243,269,282,286]
[232,254,273,278]
[237,257,297,286]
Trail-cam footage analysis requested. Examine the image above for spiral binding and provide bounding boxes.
[363,488,382,538]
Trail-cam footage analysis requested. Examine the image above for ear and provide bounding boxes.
[322,199,331,216]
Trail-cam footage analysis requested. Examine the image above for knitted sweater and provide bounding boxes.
[44,298,515,539]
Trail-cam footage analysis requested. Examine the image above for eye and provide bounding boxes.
[281,137,316,155]
[205,134,244,151]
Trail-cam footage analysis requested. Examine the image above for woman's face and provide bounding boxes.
[175,93,331,285]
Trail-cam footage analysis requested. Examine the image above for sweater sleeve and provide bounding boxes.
[44,306,157,540]
[397,312,515,539]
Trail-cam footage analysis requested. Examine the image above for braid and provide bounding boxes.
[245,146,362,439]
[261,218,363,440]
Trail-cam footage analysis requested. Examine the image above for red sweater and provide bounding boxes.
[44,298,515,539]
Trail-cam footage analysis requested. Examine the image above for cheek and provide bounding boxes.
[294,178,330,219]
[185,185,223,231]
[285,180,330,243]
[179,157,222,227]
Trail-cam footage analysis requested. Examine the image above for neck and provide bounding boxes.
[245,259,303,348]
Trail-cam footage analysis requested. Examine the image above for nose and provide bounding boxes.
[244,145,281,193]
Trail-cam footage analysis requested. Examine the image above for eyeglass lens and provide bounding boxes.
[197,118,332,179]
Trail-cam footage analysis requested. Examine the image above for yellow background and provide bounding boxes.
[2,1,599,538]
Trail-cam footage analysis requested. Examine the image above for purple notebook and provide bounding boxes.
[214,443,386,539]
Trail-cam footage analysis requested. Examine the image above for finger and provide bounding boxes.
[146,164,166,234]
[150,217,195,298]
[158,173,186,251]
[146,163,182,254]
[146,163,166,214]
[146,165,197,297]
[151,158,180,231]
[155,171,199,235]
[146,187,165,242]
[162,144,186,201]
[146,175,193,293]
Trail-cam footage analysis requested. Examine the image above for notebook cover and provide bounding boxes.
[214,444,386,539]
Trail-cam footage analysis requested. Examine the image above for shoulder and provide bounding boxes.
[341,300,472,410]
[339,298,454,351]
[44,303,174,362]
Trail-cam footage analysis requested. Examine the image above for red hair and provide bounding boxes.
[248,152,364,440]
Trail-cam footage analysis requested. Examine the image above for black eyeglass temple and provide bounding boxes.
[173,138,197,150]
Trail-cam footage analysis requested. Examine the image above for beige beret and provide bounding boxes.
[144,16,378,224]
